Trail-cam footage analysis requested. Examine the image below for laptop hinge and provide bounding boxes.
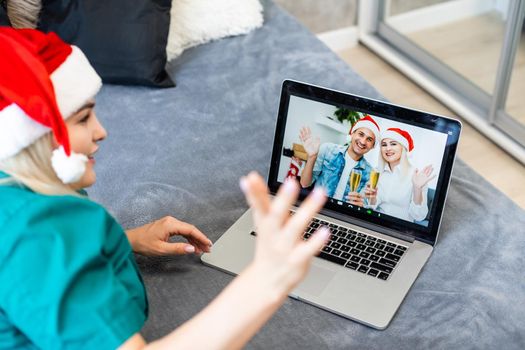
[318,207,415,244]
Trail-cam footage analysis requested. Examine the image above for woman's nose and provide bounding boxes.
[92,112,107,141]
[95,125,107,142]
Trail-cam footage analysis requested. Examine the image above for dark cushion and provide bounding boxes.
[0,1,11,26]
[38,0,174,88]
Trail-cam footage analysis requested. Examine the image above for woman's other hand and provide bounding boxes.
[241,172,329,296]
[412,165,436,189]
[126,217,212,256]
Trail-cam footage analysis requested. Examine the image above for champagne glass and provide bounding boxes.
[368,169,380,202]
[349,169,362,193]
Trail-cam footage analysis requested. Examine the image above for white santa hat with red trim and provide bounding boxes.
[0,27,102,184]
[382,127,414,153]
[349,115,381,145]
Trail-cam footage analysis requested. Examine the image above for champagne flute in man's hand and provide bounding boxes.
[349,169,362,193]
[347,169,363,206]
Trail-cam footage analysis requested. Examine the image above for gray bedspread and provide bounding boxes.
[90,0,525,348]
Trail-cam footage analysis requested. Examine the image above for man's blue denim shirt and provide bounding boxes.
[312,143,372,199]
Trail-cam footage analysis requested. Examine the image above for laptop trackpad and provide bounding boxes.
[294,263,337,297]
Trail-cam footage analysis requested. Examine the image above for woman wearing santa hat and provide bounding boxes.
[0,28,328,349]
[365,128,435,223]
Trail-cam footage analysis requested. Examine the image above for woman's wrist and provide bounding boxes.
[241,262,291,306]
[125,228,142,253]
[412,184,423,193]
[412,185,423,205]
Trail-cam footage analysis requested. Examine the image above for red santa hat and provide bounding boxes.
[382,127,414,152]
[349,115,381,145]
[0,28,102,184]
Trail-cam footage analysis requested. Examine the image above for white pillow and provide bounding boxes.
[166,0,264,61]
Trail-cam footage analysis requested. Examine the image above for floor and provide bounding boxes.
[399,11,525,124]
[273,0,357,33]
[337,44,525,209]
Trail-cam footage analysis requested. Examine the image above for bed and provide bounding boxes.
[90,0,525,348]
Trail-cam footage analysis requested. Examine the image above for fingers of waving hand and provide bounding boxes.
[240,172,271,223]
[299,127,320,156]
[423,167,437,186]
[241,172,301,230]
[413,166,436,188]
[423,165,435,180]
[240,172,327,240]
[268,178,303,226]
[278,187,329,279]
[295,226,331,261]
[299,126,311,143]
[284,187,327,241]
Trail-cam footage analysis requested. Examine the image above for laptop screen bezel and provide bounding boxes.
[268,80,461,246]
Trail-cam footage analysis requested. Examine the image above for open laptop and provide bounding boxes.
[201,80,461,329]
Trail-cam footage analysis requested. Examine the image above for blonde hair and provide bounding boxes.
[378,143,411,177]
[0,134,79,196]
[6,0,42,29]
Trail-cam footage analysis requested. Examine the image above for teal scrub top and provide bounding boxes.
[0,172,148,349]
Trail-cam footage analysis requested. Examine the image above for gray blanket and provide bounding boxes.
[90,1,525,348]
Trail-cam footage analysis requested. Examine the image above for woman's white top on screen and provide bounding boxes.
[371,165,429,222]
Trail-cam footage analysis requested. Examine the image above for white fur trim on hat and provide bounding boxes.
[51,146,88,184]
[0,103,50,159]
[50,46,102,119]
[382,129,409,152]
[351,120,380,145]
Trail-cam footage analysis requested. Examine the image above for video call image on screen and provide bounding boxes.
[277,95,448,227]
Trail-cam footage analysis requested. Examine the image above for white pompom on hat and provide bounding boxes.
[349,115,381,146]
[0,28,102,184]
[382,127,415,153]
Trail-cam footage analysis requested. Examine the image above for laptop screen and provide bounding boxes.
[268,80,461,245]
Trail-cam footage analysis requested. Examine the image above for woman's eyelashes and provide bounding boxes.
[78,112,91,124]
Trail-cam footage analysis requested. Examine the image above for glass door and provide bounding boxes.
[495,1,525,145]
[359,0,525,160]
[384,0,508,98]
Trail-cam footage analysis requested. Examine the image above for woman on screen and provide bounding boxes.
[365,128,435,223]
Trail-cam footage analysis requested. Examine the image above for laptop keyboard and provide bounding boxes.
[250,216,407,281]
